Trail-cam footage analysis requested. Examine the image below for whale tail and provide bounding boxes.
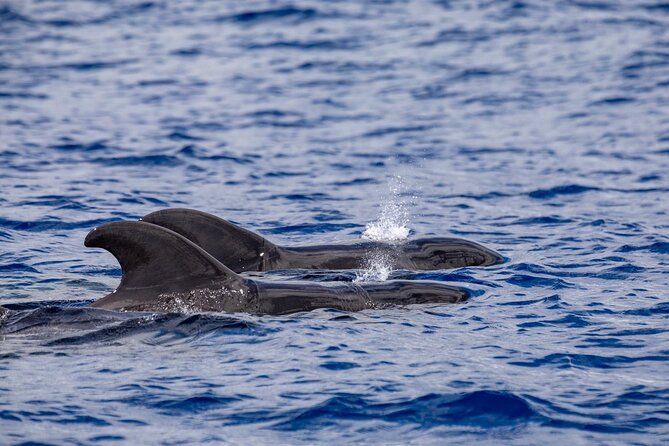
[142,208,276,273]
[84,221,248,311]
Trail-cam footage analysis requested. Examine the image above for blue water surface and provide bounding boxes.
[1,0,669,444]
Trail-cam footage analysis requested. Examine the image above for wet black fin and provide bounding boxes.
[84,221,241,294]
[142,208,278,272]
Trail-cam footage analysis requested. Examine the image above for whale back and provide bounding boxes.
[142,208,277,272]
[85,221,247,310]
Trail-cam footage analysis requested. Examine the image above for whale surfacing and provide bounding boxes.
[142,208,503,273]
[85,221,468,315]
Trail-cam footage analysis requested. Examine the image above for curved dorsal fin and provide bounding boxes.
[84,221,240,292]
[142,208,278,272]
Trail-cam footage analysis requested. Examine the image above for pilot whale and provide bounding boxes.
[84,221,468,315]
[142,208,503,273]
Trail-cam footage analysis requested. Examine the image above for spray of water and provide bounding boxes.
[355,176,412,283]
[362,176,410,243]
[355,249,395,283]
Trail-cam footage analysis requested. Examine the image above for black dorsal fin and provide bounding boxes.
[142,208,279,272]
[84,221,241,292]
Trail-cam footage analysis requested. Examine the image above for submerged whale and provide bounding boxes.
[84,221,468,315]
[142,208,503,273]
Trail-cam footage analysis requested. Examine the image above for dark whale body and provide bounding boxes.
[84,221,468,315]
[142,208,503,273]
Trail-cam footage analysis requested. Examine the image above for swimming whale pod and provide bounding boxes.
[142,208,503,273]
[85,221,468,314]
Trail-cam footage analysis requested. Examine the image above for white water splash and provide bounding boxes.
[355,176,413,283]
[354,250,394,282]
[362,176,410,244]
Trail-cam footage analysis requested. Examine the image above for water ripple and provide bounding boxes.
[1,0,668,444]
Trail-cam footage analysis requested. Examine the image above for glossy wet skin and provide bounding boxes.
[143,208,504,273]
[254,280,467,315]
[89,279,467,315]
[277,237,503,271]
[85,221,469,315]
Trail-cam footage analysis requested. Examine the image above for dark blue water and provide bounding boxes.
[2,0,669,444]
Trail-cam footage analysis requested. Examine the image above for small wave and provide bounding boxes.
[0,306,265,346]
[0,217,118,232]
[271,391,540,431]
[450,67,512,82]
[91,154,182,167]
[215,7,320,25]
[503,273,575,289]
[243,38,361,51]
[511,216,573,225]
[589,96,636,106]
[50,140,109,152]
[178,145,256,164]
[418,27,491,47]
[509,352,667,369]
[152,394,246,414]
[167,130,204,141]
[458,146,525,155]
[362,125,433,139]
[4,2,155,28]
[0,5,31,25]
[622,302,669,317]
[617,241,669,254]
[0,263,39,273]
[320,361,360,370]
[43,59,138,72]
[270,193,330,201]
[528,184,600,199]
[48,313,263,346]
[595,264,647,280]
[0,91,48,100]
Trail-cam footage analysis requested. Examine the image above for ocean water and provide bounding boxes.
[1,0,669,444]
